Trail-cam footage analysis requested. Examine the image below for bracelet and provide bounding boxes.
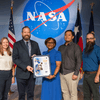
[53,74,56,77]
[12,75,15,77]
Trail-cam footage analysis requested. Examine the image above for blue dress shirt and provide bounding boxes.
[82,45,100,72]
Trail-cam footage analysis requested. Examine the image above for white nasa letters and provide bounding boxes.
[37,12,47,21]
[27,11,67,22]
[27,12,35,21]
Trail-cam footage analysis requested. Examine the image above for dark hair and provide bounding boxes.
[86,32,95,38]
[0,42,1,51]
[45,37,56,46]
[22,26,30,32]
[65,30,75,36]
[0,37,11,56]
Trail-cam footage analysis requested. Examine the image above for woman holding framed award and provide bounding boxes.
[0,37,15,100]
[41,37,62,100]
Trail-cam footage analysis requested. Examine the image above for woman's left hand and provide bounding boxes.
[46,75,55,80]
[12,77,15,84]
[49,75,55,79]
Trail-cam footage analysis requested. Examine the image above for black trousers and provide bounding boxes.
[83,73,99,100]
[17,73,35,100]
[0,70,12,100]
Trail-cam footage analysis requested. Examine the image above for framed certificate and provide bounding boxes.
[32,55,51,78]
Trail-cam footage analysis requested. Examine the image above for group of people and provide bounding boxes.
[0,26,100,100]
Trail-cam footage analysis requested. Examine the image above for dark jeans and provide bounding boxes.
[83,73,99,100]
[17,73,35,100]
[0,70,12,100]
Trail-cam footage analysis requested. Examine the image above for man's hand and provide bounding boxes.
[72,75,78,80]
[94,75,99,83]
[31,54,36,58]
[26,66,33,73]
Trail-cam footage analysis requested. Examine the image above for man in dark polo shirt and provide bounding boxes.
[81,32,100,100]
[58,30,82,100]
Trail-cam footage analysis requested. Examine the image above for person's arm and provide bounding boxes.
[46,51,62,79]
[72,45,82,80]
[12,65,15,84]
[95,64,100,83]
[46,61,61,79]
[94,47,100,83]
[79,69,84,80]
[53,61,61,77]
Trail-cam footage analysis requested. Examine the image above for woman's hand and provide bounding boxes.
[49,75,55,79]
[46,75,55,80]
[12,77,15,84]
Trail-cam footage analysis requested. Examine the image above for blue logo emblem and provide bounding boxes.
[23,0,70,39]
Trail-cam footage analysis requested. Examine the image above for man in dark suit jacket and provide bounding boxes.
[12,26,41,100]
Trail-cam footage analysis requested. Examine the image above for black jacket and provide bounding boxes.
[12,39,41,79]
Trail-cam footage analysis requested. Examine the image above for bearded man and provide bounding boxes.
[81,32,100,100]
[13,26,41,100]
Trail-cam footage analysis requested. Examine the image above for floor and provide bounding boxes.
[8,85,84,100]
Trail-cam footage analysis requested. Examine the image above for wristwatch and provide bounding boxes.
[53,74,56,77]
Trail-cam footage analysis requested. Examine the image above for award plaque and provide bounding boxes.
[32,55,51,78]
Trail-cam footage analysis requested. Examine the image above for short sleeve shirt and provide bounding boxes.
[82,45,100,71]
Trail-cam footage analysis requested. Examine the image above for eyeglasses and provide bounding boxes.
[86,38,94,40]
[47,42,54,44]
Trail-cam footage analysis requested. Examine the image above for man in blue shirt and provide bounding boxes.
[81,32,100,100]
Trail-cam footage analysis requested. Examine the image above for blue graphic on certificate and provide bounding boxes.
[33,55,51,77]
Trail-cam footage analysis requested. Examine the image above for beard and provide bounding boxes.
[85,41,95,55]
[22,35,30,41]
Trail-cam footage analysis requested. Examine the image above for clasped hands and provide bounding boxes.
[46,75,55,80]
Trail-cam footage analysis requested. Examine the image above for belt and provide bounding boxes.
[84,71,97,74]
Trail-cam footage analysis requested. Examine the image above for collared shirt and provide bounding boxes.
[82,44,100,72]
[23,39,31,56]
[58,41,82,75]
[0,51,13,70]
